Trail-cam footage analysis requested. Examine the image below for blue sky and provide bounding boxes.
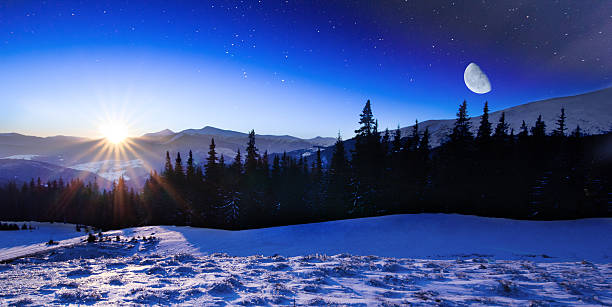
[0,1,610,138]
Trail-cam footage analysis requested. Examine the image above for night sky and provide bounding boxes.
[1,1,610,138]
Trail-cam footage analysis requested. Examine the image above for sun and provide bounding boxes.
[99,122,129,144]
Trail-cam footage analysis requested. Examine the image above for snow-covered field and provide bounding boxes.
[0,214,611,305]
[68,159,144,182]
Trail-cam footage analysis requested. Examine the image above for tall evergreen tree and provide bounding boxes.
[531,115,547,138]
[186,150,195,182]
[174,152,184,180]
[571,125,581,138]
[381,128,391,155]
[518,120,529,139]
[245,130,258,174]
[553,108,567,137]
[493,112,509,140]
[476,101,492,144]
[450,100,473,144]
[355,100,375,136]
[219,154,225,166]
[392,126,402,154]
[410,119,420,151]
[163,151,173,179]
[232,149,243,175]
[205,138,218,180]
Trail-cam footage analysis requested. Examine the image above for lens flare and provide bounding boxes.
[99,122,129,144]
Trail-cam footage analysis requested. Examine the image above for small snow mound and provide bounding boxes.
[208,277,243,296]
[236,295,267,306]
[145,265,167,276]
[55,289,102,304]
[65,268,92,278]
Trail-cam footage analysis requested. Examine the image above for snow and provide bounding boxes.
[2,154,40,160]
[400,86,612,146]
[69,159,144,182]
[0,214,611,305]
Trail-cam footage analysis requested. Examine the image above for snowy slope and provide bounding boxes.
[400,86,612,146]
[2,214,610,262]
[150,214,612,262]
[0,214,611,306]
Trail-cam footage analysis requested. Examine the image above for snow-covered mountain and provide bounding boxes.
[0,127,335,187]
[288,86,612,163]
[0,159,114,189]
[400,86,612,146]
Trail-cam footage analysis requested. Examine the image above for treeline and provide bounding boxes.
[0,100,610,230]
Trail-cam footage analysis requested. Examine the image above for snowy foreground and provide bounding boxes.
[0,214,611,305]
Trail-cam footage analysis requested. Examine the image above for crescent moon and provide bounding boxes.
[464,62,491,94]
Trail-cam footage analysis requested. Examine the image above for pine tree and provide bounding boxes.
[355,100,375,136]
[419,127,430,156]
[163,151,173,179]
[531,115,546,138]
[449,100,473,144]
[410,119,420,151]
[245,130,258,174]
[382,128,390,155]
[518,120,529,139]
[571,125,581,138]
[553,108,567,137]
[272,155,281,178]
[205,138,218,182]
[327,133,350,218]
[330,134,347,175]
[186,150,195,182]
[313,148,323,179]
[232,149,243,175]
[476,101,492,144]
[493,112,509,140]
[219,154,225,166]
[174,152,184,178]
[392,126,402,154]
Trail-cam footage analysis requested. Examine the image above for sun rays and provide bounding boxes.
[99,121,129,144]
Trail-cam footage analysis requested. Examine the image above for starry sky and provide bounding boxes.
[1,0,611,138]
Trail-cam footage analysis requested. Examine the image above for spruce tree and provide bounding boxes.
[261,150,270,177]
[493,112,509,140]
[186,150,195,182]
[449,100,473,145]
[531,115,546,138]
[553,108,567,137]
[272,155,281,178]
[232,149,243,175]
[330,134,347,175]
[205,138,218,181]
[314,148,323,178]
[163,151,173,178]
[355,100,375,136]
[476,101,492,144]
[419,127,430,156]
[327,133,349,218]
[219,154,225,166]
[174,152,184,178]
[410,119,420,151]
[571,125,581,138]
[392,126,402,154]
[382,128,390,155]
[518,120,529,138]
[245,130,258,174]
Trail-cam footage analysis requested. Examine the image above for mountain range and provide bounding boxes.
[0,127,336,187]
[288,86,612,164]
[1,87,611,188]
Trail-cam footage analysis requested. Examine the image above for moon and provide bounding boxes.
[464,62,491,94]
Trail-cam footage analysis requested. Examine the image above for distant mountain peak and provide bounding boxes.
[142,129,175,137]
